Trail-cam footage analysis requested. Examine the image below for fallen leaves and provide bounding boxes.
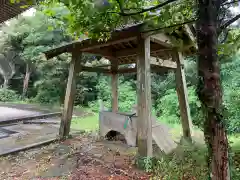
[0,134,151,180]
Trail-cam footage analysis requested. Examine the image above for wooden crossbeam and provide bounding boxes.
[81,66,111,73]
[80,59,176,74]
[150,34,173,48]
[115,45,170,58]
[77,35,138,53]
[116,64,175,74]
[45,31,138,59]
[151,57,177,69]
[84,49,115,60]
[117,58,176,69]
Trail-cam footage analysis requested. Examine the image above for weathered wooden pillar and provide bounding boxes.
[59,51,81,139]
[136,35,152,158]
[172,50,193,141]
[111,61,118,112]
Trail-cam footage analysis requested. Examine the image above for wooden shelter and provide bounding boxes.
[44,23,196,157]
[0,0,31,23]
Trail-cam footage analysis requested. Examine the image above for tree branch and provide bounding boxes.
[218,13,240,34]
[219,29,229,43]
[221,0,240,6]
[115,0,179,16]
[142,19,196,33]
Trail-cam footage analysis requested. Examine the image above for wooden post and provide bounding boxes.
[59,52,80,139]
[111,61,118,112]
[136,35,152,158]
[173,50,193,141]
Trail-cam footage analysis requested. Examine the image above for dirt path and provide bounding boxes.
[0,133,151,180]
[0,106,41,122]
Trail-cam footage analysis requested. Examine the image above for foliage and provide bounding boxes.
[41,0,240,57]
[222,56,240,134]
[156,86,203,128]
[152,144,208,179]
[42,0,195,39]
[93,76,136,112]
[219,28,240,59]
[0,88,19,102]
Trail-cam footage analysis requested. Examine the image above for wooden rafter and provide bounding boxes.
[80,66,111,73]
[44,22,196,60]
[149,34,173,48]
[45,30,139,59]
[80,61,176,74]
[0,0,30,23]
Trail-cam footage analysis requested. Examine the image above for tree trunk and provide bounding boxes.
[3,78,9,89]
[22,63,31,98]
[196,0,229,180]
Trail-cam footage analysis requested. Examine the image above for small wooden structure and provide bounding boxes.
[0,0,31,23]
[44,23,196,158]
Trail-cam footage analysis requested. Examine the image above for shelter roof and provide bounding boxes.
[44,23,197,64]
[0,0,31,23]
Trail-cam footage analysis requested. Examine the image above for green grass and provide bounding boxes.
[71,114,99,132]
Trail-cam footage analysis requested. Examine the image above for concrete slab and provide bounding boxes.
[0,105,61,156]
[99,111,177,154]
[0,107,41,122]
[0,124,59,156]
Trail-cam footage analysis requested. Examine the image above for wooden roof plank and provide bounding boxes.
[150,34,173,48]
[44,22,196,60]
[0,1,32,23]
[45,30,139,59]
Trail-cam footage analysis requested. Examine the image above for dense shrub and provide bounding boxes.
[33,78,65,104]
[95,76,137,112]
[223,88,240,133]
[0,88,20,102]
[156,86,204,128]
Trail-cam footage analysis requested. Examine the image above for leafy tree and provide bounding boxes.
[0,7,71,97]
[7,0,240,179]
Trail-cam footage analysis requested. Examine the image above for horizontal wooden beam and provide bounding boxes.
[150,57,177,69]
[150,34,173,48]
[76,34,138,53]
[118,67,136,74]
[84,49,115,59]
[117,57,176,68]
[80,58,176,74]
[84,43,169,59]
[118,58,136,65]
[115,47,171,58]
[81,66,111,73]
[80,64,175,74]
[45,31,139,59]
[117,64,175,74]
